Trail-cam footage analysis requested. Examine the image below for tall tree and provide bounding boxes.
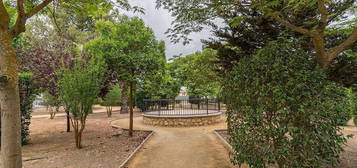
[157,0,357,69]
[0,0,135,167]
[86,18,165,136]
[256,0,357,68]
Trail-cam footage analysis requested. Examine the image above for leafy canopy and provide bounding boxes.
[57,56,106,118]
[85,17,166,84]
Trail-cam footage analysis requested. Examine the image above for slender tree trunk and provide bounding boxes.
[71,119,81,149]
[106,106,112,117]
[120,81,129,114]
[0,30,22,168]
[129,81,134,137]
[65,108,70,132]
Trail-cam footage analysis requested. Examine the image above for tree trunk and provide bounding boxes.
[312,36,331,68]
[72,119,81,149]
[106,106,112,117]
[65,108,70,132]
[120,81,129,114]
[0,30,22,168]
[129,81,134,137]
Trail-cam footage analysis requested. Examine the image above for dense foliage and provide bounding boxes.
[157,0,357,88]
[223,41,352,168]
[353,88,357,126]
[57,56,106,148]
[0,73,37,145]
[85,17,166,135]
[136,71,180,111]
[19,73,37,145]
[168,48,221,98]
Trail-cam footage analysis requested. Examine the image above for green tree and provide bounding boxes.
[257,0,357,68]
[168,48,221,98]
[157,0,357,68]
[102,85,121,117]
[43,91,61,119]
[224,40,352,167]
[57,56,106,149]
[136,64,181,111]
[0,0,137,166]
[86,17,165,136]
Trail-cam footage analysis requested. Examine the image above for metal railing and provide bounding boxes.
[143,98,221,116]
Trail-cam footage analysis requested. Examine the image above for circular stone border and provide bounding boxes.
[143,112,223,127]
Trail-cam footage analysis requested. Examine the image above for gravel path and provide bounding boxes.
[112,117,235,168]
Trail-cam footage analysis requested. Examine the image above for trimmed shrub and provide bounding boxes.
[223,40,352,168]
[0,73,37,145]
[353,87,357,126]
[19,72,37,145]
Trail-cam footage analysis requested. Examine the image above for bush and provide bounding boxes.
[42,91,61,119]
[1,73,37,145]
[223,40,352,168]
[19,73,37,145]
[102,85,121,117]
[353,87,357,126]
[58,57,106,148]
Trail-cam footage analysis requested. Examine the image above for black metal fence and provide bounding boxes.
[143,98,221,116]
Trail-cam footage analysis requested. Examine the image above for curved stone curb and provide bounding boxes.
[111,124,155,168]
[143,113,223,127]
[214,129,232,151]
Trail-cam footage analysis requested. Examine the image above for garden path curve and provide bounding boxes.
[111,117,235,168]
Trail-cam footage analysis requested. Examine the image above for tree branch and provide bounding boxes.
[17,0,25,18]
[25,0,54,19]
[328,27,357,60]
[0,0,10,30]
[317,0,328,32]
[9,0,54,37]
[261,7,315,37]
[10,0,26,37]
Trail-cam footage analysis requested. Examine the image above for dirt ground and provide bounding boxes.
[217,119,357,168]
[21,111,148,168]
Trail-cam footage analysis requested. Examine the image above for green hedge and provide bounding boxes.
[0,73,37,145]
[19,72,37,145]
[353,87,357,126]
[223,40,352,168]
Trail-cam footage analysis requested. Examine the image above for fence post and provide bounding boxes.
[206,98,209,115]
[218,98,220,112]
[198,99,200,110]
[159,100,161,116]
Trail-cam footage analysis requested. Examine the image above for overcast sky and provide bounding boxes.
[124,0,214,59]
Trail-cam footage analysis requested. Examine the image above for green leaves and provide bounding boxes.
[18,72,37,145]
[168,48,221,98]
[102,85,121,106]
[57,56,106,118]
[86,18,165,84]
[224,39,352,167]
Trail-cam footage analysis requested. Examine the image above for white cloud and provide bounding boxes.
[123,0,213,59]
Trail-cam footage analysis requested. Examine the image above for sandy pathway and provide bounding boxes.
[112,117,234,168]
